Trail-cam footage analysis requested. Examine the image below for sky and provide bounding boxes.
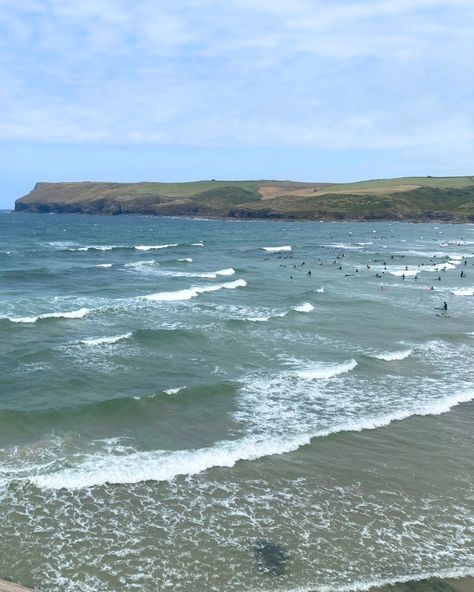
[0,0,473,208]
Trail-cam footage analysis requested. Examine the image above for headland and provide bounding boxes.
[14,176,474,222]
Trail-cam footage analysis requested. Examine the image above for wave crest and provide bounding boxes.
[145,279,247,302]
[6,307,91,324]
[29,388,474,489]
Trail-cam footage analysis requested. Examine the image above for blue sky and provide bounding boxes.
[0,0,473,207]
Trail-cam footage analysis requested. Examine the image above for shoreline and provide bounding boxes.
[10,210,474,224]
[368,575,474,592]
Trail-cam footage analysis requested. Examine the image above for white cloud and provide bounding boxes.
[0,0,472,174]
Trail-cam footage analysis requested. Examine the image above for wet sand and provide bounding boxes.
[369,575,474,592]
[0,579,33,591]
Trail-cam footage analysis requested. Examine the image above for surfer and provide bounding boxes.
[443,301,448,311]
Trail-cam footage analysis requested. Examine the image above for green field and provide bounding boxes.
[15,176,474,222]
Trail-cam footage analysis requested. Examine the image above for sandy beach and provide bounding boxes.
[370,575,474,592]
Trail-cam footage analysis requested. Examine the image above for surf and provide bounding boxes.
[24,385,474,489]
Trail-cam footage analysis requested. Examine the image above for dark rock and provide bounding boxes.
[254,539,290,577]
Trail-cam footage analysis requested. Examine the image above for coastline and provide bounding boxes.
[11,210,474,224]
[13,177,474,223]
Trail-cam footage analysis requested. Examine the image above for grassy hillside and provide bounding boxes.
[15,177,474,222]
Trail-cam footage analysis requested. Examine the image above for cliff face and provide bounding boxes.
[14,178,474,222]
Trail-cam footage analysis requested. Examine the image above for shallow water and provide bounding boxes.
[0,213,473,591]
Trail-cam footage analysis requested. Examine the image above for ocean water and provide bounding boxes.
[0,212,473,591]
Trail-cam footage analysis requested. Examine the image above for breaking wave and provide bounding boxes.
[451,287,474,296]
[145,279,247,302]
[262,246,292,253]
[372,349,413,361]
[134,244,178,251]
[294,359,357,380]
[28,388,474,489]
[79,333,133,347]
[293,302,315,313]
[4,307,91,324]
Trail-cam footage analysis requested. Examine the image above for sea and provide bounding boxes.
[0,211,473,592]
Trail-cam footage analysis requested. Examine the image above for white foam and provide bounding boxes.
[295,359,357,380]
[451,287,474,296]
[280,567,474,592]
[315,287,325,293]
[181,268,235,279]
[68,245,116,251]
[164,386,185,395]
[214,268,235,276]
[388,269,419,277]
[372,349,413,361]
[135,244,178,251]
[245,315,272,322]
[145,279,247,302]
[79,333,132,347]
[29,433,311,489]
[192,242,204,247]
[385,261,458,277]
[441,240,474,246]
[96,264,112,268]
[125,260,156,269]
[30,388,474,489]
[322,243,363,250]
[262,246,292,253]
[8,307,91,324]
[293,302,315,313]
[245,311,287,322]
[178,258,193,262]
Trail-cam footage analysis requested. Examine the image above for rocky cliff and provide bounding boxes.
[15,177,474,222]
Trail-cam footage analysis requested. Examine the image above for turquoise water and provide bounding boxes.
[0,212,473,591]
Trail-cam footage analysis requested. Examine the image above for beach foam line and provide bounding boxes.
[6,307,91,324]
[268,567,474,592]
[145,279,247,302]
[293,302,315,313]
[371,348,413,361]
[79,333,132,347]
[262,246,292,253]
[29,388,474,490]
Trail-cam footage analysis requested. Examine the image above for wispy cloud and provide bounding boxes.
[0,0,472,168]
